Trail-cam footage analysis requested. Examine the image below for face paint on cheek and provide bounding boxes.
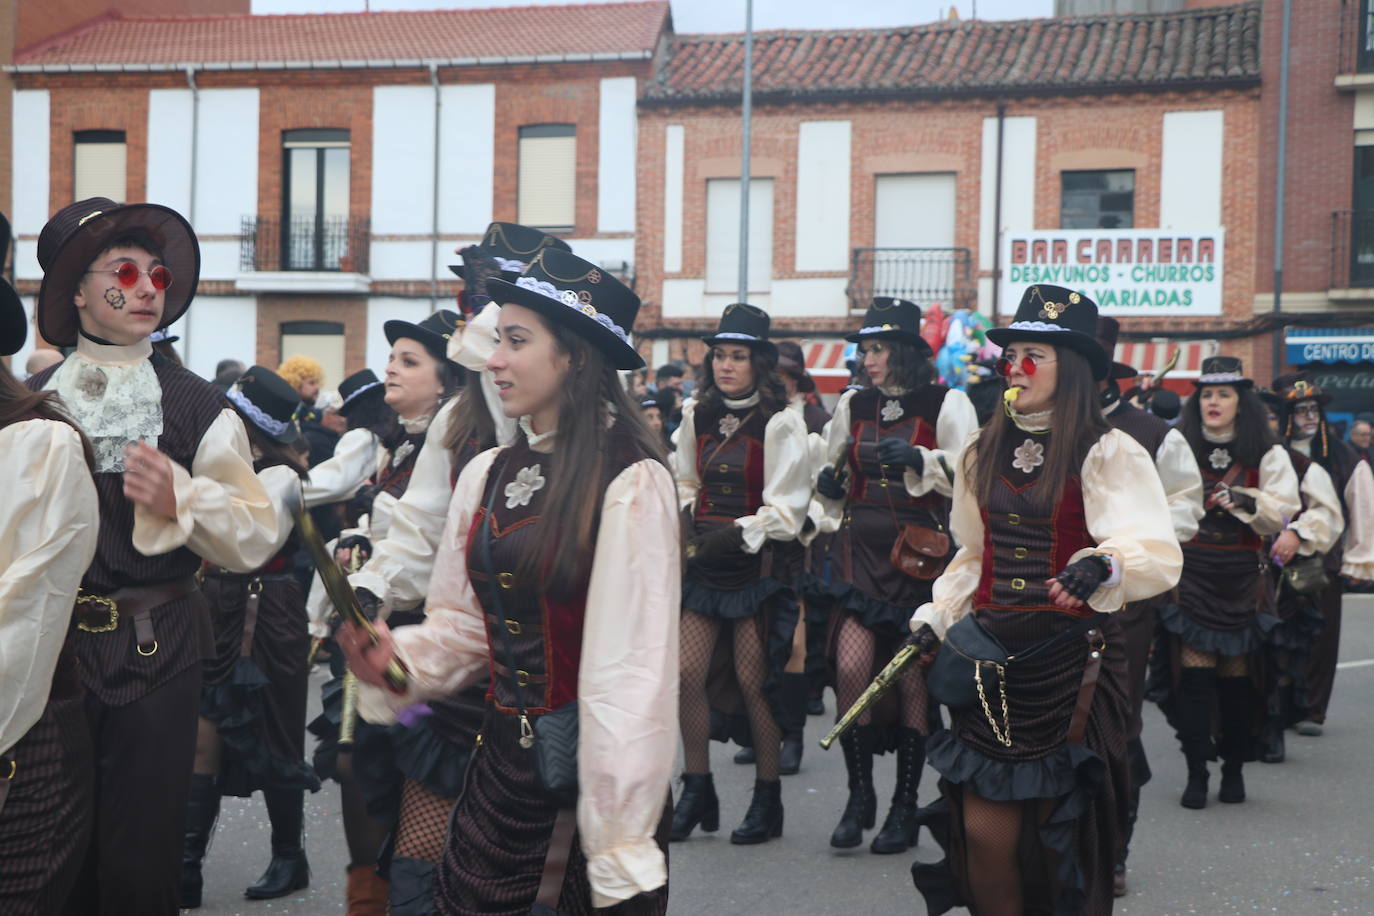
[103,288,126,310]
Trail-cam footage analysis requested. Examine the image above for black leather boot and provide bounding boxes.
[246,789,311,899]
[1176,667,1216,810]
[871,727,923,854]
[733,745,756,765]
[829,726,876,848]
[779,672,808,776]
[1260,718,1286,764]
[1217,676,1251,803]
[670,772,720,842]
[180,773,222,909]
[730,779,783,844]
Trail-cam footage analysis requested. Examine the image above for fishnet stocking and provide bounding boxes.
[834,615,925,729]
[394,778,456,863]
[734,617,781,781]
[679,610,718,774]
[1181,647,1247,677]
[962,793,1023,916]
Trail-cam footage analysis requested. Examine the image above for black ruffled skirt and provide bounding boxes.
[201,573,319,796]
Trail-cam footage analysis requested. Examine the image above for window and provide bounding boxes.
[705,178,773,294]
[283,129,351,270]
[1362,0,1374,72]
[280,320,345,390]
[518,124,576,230]
[1060,170,1135,229]
[73,130,127,202]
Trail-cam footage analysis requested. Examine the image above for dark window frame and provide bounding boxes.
[281,128,351,271]
[1060,169,1136,230]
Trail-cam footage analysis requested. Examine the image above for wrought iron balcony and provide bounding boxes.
[240,215,370,274]
[1330,210,1374,289]
[846,247,973,312]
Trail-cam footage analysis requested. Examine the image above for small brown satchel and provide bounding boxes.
[890,523,950,580]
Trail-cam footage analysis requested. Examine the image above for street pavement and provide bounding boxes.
[192,597,1374,915]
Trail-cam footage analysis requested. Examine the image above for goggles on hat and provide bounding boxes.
[86,261,173,291]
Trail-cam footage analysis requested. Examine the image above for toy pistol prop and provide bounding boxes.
[820,636,926,750]
[289,490,409,694]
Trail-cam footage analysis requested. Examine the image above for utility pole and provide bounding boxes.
[738,0,753,303]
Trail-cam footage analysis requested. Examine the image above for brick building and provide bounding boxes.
[635,2,1267,391]
[6,1,662,384]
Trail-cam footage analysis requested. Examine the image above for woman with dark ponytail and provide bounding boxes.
[670,303,812,846]
[342,249,678,913]
[1155,358,1299,810]
[0,237,99,916]
[909,286,1180,916]
[813,297,976,854]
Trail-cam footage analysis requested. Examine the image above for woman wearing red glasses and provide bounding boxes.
[907,285,1180,916]
[813,297,976,854]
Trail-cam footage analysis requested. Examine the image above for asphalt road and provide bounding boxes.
[192,597,1374,915]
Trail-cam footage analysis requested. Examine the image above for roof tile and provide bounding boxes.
[17,1,668,67]
[645,3,1260,104]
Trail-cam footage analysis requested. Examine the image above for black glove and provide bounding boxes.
[350,483,379,518]
[876,437,924,475]
[905,622,941,667]
[816,464,849,500]
[1227,487,1257,514]
[687,524,745,566]
[337,534,373,565]
[355,587,383,623]
[1052,555,1112,601]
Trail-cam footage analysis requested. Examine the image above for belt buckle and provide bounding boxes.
[76,592,119,633]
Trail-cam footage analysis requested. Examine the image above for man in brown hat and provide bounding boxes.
[1269,372,1374,737]
[26,198,279,915]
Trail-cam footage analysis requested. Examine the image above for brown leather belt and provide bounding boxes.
[73,576,200,657]
[1066,626,1107,745]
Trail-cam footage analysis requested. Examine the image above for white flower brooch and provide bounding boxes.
[1208,447,1232,471]
[390,439,415,468]
[504,464,546,509]
[881,399,904,423]
[1012,438,1045,474]
[719,414,742,440]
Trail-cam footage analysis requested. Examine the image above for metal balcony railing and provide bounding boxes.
[846,247,973,312]
[240,215,370,273]
[1330,210,1374,289]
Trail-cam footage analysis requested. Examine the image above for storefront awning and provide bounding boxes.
[1113,340,1216,379]
[1285,327,1374,365]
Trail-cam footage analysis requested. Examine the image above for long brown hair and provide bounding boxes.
[443,368,498,459]
[1179,385,1276,469]
[509,323,669,597]
[965,345,1108,511]
[694,344,789,418]
[0,362,97,469]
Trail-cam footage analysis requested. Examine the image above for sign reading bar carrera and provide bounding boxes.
[1002,228,1225,317]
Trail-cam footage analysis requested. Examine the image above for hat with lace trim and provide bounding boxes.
[1271,370,1331,406]
[845,297,928,352]
[986,285,1110,380]
[703,302,777,358]
[226,366,302,445]
[337,368,385,415]
[486,247,644,370]
[36,197,200,347]
[1191,355,1253,389]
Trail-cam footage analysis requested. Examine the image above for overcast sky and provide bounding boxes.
[249,0,1058,31]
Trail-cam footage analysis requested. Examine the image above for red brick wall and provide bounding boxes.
[256,83,374,226]
[255,295,368,376]
[46,85,148,210]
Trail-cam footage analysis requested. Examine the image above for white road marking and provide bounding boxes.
[1336,658,1374,670]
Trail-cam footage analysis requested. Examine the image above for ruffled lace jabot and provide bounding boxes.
[1009,407,1054,433]
[399,412,433,435]
[47,335,163,472]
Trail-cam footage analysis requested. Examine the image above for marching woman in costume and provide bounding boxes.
[182,366,319,908]
[671,304,811,845]
[0,230,100,916]
[814,297,976,853]
[1155,357,1299,810]
[342,248,678,914]
[908,286,1181,916]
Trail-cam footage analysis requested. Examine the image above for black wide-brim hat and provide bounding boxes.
[487,247,644,370]
[450,222,573,283]
[337,368,385,416]
[1271,371,1332,406]
[703,302,777,357]
[1092,315,1139,380]
[0,211,26,357]
[1192,355,1253,389]
[36,197,200,347]
[845,297,928,351]
[227,365,302,445]
[986,285,1110,380]
[385,309,463,367]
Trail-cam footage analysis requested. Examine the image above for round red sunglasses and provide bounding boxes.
[86,262,173,291]
[994,354,1056,377]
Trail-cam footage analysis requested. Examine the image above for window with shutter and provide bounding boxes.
[73,130,127,202]
[518,125,576,230]
[705,178,773,294]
